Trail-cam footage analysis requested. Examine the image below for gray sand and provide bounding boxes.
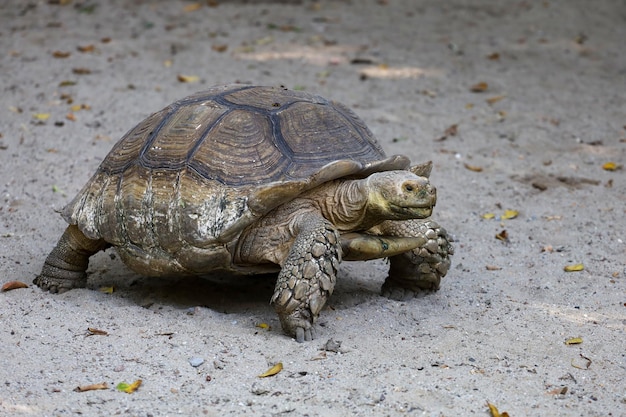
[1,0,624,415]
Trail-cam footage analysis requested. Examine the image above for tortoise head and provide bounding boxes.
[365,170,436,220]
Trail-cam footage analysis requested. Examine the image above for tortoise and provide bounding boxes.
[35,84,453,342]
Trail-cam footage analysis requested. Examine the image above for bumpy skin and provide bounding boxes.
[375,219,453,300]
[270,213,340,343]
[35,225,110,293]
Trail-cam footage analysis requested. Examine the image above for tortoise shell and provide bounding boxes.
[62,85,409,274]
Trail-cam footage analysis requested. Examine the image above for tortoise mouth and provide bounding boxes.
[389,203,434,219]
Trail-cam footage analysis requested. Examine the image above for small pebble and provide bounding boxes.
[189,357,204,368]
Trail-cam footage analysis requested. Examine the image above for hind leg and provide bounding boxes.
[34,225,109,293]
[375,219,453,301]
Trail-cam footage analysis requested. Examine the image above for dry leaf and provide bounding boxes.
[464,163,483,172]
[70,104,91,111]
[495,230,509,241]
[66,113,76,121]
[470,82,488,92]
[33,113,50,121]
[501,209,519,220]
[87,328,109,336]
[72,67,91,75]
[1,281,29,292]
[52,50,71,58]
[258,362,283,378]
[487,52,500,60]
[183,2,202,12]
[116,379,142,393]
[444,124,458,137]
[482,213,495,220]
[486,265,502,271]
[602,162,619,171]
[486,95,505,105]
[571,354,592,370]
[547,386,568,395]
[74,382,108,392]
[212,44,228,52]
[99,286,114,294]
[564,337,583,345]
[77,44,95,53]
[256,323,270,330]
[177,74,200,83]
[564,263,584,272]
[487,402,510,417]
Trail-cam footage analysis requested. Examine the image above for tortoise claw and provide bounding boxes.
[295,326,317,343]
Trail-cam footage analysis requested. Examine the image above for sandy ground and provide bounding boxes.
[1,0,625,416]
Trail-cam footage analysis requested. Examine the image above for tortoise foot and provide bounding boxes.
[35,225,108,294]
[278,311,318,342]
[33,271,86,294]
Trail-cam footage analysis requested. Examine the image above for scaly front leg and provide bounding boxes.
[374,219,453,301]
[271,213,340,342]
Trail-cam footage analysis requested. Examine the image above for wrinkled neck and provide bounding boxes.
[304,179,371,231]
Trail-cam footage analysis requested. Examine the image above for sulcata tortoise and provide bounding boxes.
[35,84,453,342]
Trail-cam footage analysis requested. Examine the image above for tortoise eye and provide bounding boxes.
[404,184,414,192]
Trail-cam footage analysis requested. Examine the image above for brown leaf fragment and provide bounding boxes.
[211,44,228,52]
[101,37,111,43]
[547,386,568,395]
[470,82,488,93]
[74,382,108,392]
[1,281,29,292]
[487,52,500,60]
[444,124,458,137]
[77,44,95,53]
[72,67,91,75]
[532,181,548,191]
[495,230,508,242]
[86,328,108,336]
[486,95,505,105]
[486,265,502,271]
[464,163,483,172]
[571,354,592,370]
[52,50,71,58]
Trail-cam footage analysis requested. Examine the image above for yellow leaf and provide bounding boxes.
[33,113,50,121]
[487,402,500,417]
[501,209,518,220]
[482,213,495,219]
[464,163,483,172]
[183,2,202,12]
[177,74,199,83]
[565,337,583,345]
[116,379,142,393]
[256,323,270,330]
[564,263,584,272]
[602,162,619,171]
[99,286,114,294]
[258,362,283,378]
